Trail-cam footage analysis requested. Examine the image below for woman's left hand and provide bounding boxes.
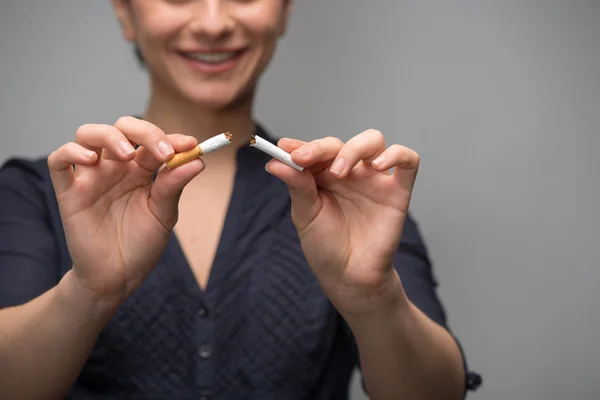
[266,129,420,318]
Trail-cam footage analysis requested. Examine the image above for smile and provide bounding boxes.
[185,51,239,64]
[178,49,246,74]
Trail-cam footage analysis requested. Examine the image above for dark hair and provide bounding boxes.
[134,44,146,68]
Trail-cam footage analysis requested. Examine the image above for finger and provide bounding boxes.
[135,134,197,173]
[328,129,386,177]
[148,158,205,230]
[277,137,306,153]
[265,158,321,232]
[305,161,332,175]
[48,142,98,193]
[371,144,420,189]
[277,138,332,174]
[75,123,137,161]
[287,137,345,168]
[113,116,175,163]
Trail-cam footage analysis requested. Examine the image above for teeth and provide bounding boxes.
[188,52,237,63]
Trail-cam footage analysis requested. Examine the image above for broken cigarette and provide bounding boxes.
[249,134,304,171]
[165,132,232,170]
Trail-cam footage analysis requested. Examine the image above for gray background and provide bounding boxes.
[1,1,599,399]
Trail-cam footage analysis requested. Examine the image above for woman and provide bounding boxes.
[0,0,480,399]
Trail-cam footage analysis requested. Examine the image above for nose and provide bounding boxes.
[188,0,233,41]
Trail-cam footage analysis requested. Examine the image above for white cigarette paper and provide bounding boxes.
[165,132,232,170]
[199,132,232,155]
[250,135,304,171]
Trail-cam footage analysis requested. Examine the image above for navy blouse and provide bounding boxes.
[0,125,480,399]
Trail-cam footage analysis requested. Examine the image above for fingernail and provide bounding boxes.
[330,158,345,175]
[265,161,273,174]
[372,155,386,167]
[157,140,174,157]
[119,140,135,156]
[82,149,96,158]
[293,146,311,157]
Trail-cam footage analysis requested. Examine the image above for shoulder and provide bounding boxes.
[0,156,53,210]
[0,156,51,183]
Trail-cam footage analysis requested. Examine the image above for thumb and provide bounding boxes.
[148,159,205,229]
[266,159,321,231]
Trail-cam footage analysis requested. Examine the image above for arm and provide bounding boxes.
[0,160,123,399]
[266,130,480,399]
[0,272,122,400]
[344,220,465,400]
[346,298,465,400]
[0,119,205,399]
[347,291,465,400]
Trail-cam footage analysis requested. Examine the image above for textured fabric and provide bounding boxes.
[0,124,481,399]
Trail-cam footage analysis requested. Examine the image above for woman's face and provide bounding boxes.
[112,0,292,110]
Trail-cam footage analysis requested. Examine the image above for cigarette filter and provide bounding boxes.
[165,132,232,170]
[249,135,304,172]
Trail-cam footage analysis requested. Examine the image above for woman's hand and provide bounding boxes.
[266,129,419,317]
[48,116,204,301]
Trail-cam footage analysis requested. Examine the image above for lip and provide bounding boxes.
[178,48,247,74]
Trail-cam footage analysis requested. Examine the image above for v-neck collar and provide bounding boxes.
[164,123,285,306]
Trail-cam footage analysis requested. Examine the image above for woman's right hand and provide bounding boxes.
[47,116,203,301]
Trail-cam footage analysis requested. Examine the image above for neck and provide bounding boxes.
[142,80,256,155]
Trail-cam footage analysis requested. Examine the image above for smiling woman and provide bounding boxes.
[114,0,290,109]
[0,1,480,399]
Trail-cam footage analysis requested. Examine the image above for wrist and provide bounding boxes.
[342,281,416,352]
[332,269,410,324]
[55,270,124,321]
